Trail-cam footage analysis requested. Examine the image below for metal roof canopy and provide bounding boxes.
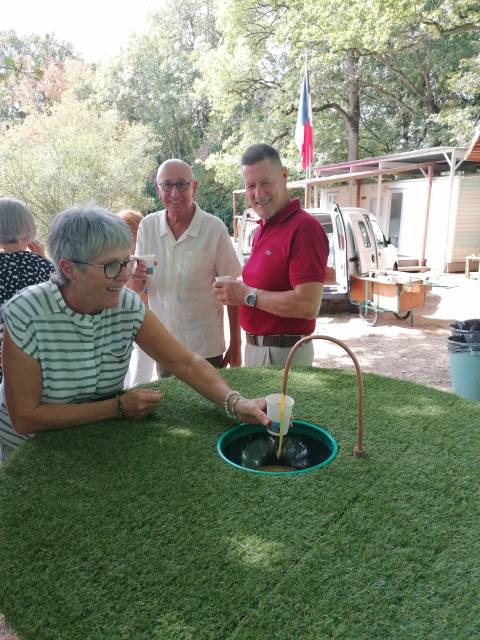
[312,145,480,178]
[232,137,480,268]
[232,146,480,200]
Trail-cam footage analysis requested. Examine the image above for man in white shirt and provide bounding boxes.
[132,159,242,376]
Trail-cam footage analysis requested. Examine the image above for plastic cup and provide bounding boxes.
[137,254,156,275]
[215,276,237,283]
[266,393,294,437]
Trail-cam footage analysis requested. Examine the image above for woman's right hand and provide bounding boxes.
[120,389,164,419]
[234,397,270,427]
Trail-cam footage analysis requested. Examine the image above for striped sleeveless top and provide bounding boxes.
[0,281,145,451]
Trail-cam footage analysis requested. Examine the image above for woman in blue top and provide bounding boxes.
[0,205,267,461]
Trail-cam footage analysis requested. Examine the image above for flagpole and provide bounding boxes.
[295,49,314,190]
[305,50,311,183]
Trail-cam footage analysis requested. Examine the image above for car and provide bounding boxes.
[236,205,398,301]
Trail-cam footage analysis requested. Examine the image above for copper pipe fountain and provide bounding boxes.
[282,335,365,457]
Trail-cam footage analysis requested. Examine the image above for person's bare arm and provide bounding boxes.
[223,305,242,367]
[214,281,324,319]
[136,310,267,423]
[2,328,164,435]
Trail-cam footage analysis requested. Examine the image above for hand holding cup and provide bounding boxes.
[266,393,294,437]
[129,255,157,293]
[136,254,156,276]
[213,277,247,306]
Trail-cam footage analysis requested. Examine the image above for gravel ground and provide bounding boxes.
[0,618,18,640]
[312,273,479,392]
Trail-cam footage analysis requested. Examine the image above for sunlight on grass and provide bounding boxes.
[383,399,452,418]
[169,427,195,438]
[227,534,285,567]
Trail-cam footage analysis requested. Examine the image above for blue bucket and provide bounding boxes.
[448,336,480,402]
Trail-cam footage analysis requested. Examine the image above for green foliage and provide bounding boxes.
[0,95,157,235]
[0,29,76,122]
[1,2,479,224]
[96,0,219,162]
[432,48,480,146]
[197,0,480,172]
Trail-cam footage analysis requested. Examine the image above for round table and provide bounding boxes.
[1,367,479,639]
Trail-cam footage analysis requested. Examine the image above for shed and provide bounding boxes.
[291,129,480,272]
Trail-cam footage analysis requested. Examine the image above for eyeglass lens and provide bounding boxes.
[159,181,190,192]
[104,259,137,279]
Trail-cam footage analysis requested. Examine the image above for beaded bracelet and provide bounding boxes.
[116,395,126,419]
[224,390,241,419]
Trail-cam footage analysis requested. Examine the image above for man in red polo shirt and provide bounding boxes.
[214,143,328,367]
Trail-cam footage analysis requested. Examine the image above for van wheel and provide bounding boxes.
[393,311,411,321]
[358,306,378,326]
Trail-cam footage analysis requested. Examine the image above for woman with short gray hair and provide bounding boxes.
[0,197,54,389]
[0,204,268,461]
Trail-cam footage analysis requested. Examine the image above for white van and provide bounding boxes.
[236,205,398,302]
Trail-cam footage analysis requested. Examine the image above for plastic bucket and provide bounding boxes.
[448,336,480,402]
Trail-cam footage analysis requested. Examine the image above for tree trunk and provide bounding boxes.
[346,49,360,161]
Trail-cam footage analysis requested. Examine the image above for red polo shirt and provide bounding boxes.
[240,198,328,336]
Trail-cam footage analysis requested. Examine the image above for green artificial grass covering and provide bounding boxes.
[1,367,480,640]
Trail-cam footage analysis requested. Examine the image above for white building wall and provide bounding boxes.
[319,186,354,210]
[424,177,457,270]
[449,175,480,263]
[383,180,427,257]
[317,175,461,270]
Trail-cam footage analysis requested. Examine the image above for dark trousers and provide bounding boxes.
[157,354,223,378]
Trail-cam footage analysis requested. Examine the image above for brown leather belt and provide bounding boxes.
[246,333,304,348]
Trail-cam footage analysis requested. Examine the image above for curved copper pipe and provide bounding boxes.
[282,335,365,457]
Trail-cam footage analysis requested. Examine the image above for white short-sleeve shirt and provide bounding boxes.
[136,204,241,358]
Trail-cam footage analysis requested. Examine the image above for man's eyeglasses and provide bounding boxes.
[158,180,191,192]
[70,258,137,279]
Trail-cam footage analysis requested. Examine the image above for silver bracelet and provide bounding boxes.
[230,394,243,420]
[224,390,241,419]
[116,395,125,419]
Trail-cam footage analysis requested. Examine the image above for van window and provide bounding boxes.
[335,217,345,250]
[358,221,371,248]
[370,218,386,248]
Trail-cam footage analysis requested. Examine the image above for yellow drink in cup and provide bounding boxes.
[266,393,294,438]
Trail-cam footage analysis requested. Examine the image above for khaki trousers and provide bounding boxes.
[244,341,314,368]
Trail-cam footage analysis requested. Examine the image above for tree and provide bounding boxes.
[96,0,219,161]
[0,95,157,235]
[198,0,480,171]
[0,30,76,123]
[96,0,234,218]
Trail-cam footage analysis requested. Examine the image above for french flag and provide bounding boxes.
[295,66,313,169]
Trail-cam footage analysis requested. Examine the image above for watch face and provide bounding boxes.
[246,291,256,307]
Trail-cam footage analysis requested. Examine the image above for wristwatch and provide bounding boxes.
[246,288,257,307]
